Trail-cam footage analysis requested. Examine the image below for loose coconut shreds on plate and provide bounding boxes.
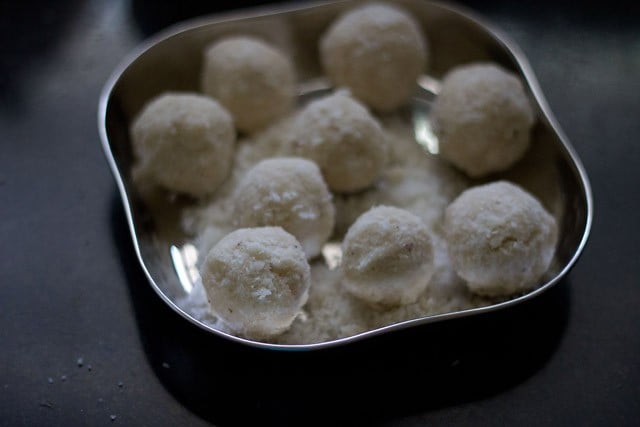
[332,115,470,236]
[176,109,494,345]
[273,235,490,345]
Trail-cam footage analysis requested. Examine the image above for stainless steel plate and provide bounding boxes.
[98,0,593,350]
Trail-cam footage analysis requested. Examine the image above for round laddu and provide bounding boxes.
[130,92,235,197]
[291,91,387,193]
[431,63,535,177]
[320,2,428,112]
[232,157,335,259]
[341,205,435,307]
[443,181,558,297]
[201,36,296,133]
[200,227,311,340]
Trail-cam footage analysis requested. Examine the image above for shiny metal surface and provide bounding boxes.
[98,0,593,351]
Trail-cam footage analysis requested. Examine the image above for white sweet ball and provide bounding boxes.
[431,63,535,177]
[200,227,311,340]
[201,36,296,133]
[443,181,558,297]
[232,157,335,259]
[130,92,235,197]
[320,2,428,112]
[291,91,387,193]
[341,205,435,307]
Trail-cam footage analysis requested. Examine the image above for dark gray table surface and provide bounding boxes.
[1,0,638,426]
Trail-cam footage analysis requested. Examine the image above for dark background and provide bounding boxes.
[1,0,639,426]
